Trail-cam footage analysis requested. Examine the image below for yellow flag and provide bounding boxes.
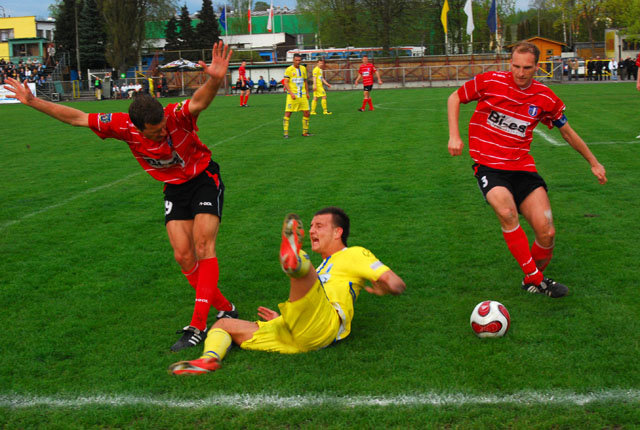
[441,0,450,34]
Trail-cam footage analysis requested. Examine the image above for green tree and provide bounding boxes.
[194,0,221,49]
[101,0,177,76]
[254,1,269,11]
[165,15,181,51]
[78,0,107,71]
[177,5,195,48]
[53,0,80,70]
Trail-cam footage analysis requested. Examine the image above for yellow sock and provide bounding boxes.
[199,328,232,361]
[288,250,311,278]
[321,99,328,113]
[302,117,309,134]
[283,116,290,134]
[311,99,317,113]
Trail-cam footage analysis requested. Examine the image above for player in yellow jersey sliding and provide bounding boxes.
[311,58,332,115]
[169,207,406,374]
[282,53,311,138]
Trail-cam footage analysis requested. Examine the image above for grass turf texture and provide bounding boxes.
[1,83,639,428]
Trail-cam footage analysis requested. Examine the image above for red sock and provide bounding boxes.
[240,95,245,105]
[531,241,554,272]
[244,94,250,105]
[502,225,543,285]
[367,99,374,110]
[361,99,367,110]
[182,262,199,290]
[189,257,232,330]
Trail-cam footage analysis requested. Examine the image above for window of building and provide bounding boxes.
[0,28,14,42]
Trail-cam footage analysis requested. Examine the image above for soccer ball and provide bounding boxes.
[470,300,511,338]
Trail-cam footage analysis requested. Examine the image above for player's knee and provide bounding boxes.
[496,207,518,225]
[536,225,555,247]
[173,248,196,269]
[194,239,215,259]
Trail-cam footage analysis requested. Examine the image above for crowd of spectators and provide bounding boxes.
[0,58,51,88]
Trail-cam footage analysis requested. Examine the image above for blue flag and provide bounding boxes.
[487,0,497,33]
[219,7,227,31]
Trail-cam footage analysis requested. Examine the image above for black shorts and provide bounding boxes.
[164,161,224,224]
[473,164,547,210]
[239,84,248,91]
[363,85,373,92]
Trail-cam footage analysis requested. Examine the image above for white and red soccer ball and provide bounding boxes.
[470,300,511,338]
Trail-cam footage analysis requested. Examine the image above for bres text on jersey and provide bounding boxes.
[88,99,212,184]
[457,70,566,172]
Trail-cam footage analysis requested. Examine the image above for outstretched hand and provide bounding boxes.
[3,77,34,105]
[257,306,280,321]
[198,41,233,81]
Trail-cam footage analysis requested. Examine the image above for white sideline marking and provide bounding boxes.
[534,128,564,146]
[534,128,639,146]
[1,390,638,409]
[210,119,280,147]
[0,172,141,233]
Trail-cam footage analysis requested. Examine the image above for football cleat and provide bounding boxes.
[302,133,313,137]
[310,111,317,115]
[283,134,289,139]
[323,111,333,115]
[169,357,221,375]
[216,303,238,320]
[170,326,207,352]
[358,108,365,112]
[279,213,309,277]
[521,277,568,298]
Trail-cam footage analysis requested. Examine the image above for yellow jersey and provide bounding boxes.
[312,66,324,91]
[316,246,390,341]
[284,64,308,97]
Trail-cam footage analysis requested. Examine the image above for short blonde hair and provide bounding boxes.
[511,41,540,63]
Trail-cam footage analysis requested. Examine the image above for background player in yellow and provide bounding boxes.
[283,53,311,138]
[169,207,406,374]
[311,58,332,115]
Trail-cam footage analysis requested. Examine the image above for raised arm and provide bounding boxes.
[188,42,233,117]
[557,122,607,184]
[4,77,89,127]
[447,90,464,156]
[365,270,406,296]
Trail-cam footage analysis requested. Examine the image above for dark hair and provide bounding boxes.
[293,53,302,59]
[315,206,350,246]
[511,41,540,64]
[128,93,164,131]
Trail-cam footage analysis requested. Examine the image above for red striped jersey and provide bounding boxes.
[457,71,566,172]
[358,63,377,86]
[238,65,246,82]
[88,99,212,184]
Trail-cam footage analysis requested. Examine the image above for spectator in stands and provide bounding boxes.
[269,77,278,91]
[256,76,267,93]
[586,59,594,81]
[247,77,255,93]
[609,58,617,80]
[568,58,579,81]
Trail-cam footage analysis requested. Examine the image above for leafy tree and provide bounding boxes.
[254,1,269,11]
[194,0,221,48]
[78,0,107,71]
[101,0,177,76]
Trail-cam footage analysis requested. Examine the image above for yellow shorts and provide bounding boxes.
[240,280,341,354]
[285,95,310,112]
[313,88,326,98]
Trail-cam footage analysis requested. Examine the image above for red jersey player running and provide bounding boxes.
[354,54,382,111]
[238,60,250,107]
[4,42,238,350]
[447,41,607,298]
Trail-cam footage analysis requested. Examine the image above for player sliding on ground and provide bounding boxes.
[4,42,238,351]
[169,207,406,375]
[447,41,607,298]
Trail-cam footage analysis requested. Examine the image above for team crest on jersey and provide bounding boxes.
[99,113,112,123]
[174,102,184,112]
[528,105,540,117]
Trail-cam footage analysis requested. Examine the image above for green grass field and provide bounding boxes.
[1,83,639,428]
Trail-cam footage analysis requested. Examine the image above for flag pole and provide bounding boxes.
[225,4,228,36]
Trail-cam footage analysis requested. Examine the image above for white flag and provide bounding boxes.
[464,0,474,35]
[267,0,274,32]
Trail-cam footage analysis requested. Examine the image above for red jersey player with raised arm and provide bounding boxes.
[354,55,382,111]
[4,42,239,351]
[447,41,607,298]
